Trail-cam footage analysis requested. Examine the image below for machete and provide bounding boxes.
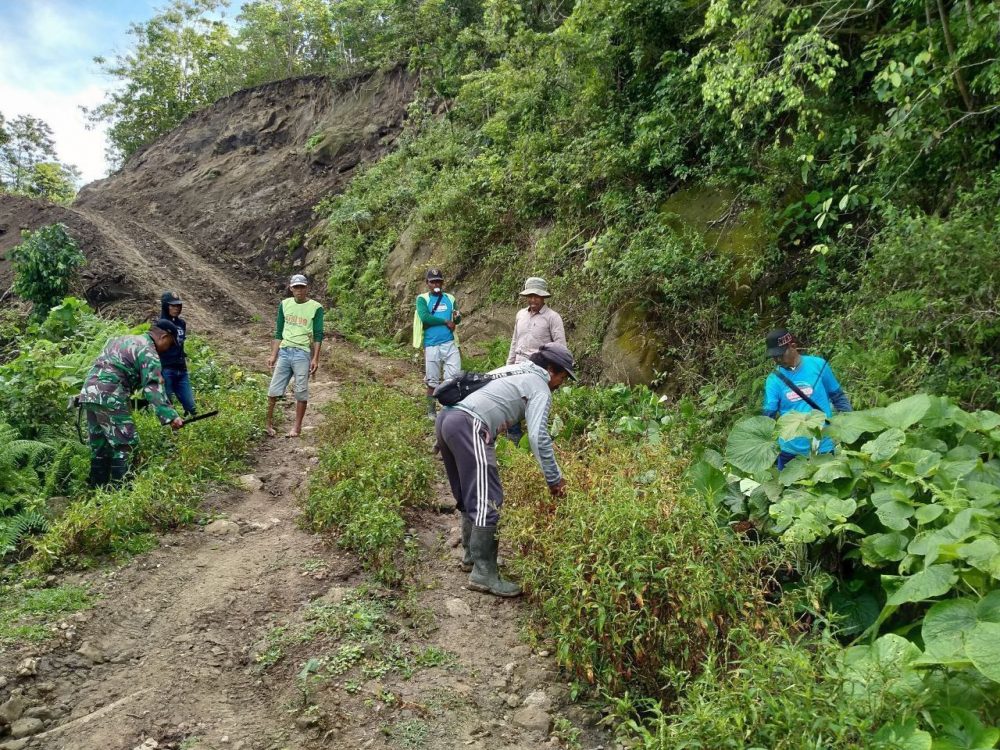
[173,410,219,427]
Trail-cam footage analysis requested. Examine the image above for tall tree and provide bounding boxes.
[0,115,60,193]
[86,0,237,162]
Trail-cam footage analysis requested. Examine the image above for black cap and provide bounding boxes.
[152,318,180,339]
[539,342,577,380]
[425,268,444,282]
[765,328,796,358]
[163,291,183,305]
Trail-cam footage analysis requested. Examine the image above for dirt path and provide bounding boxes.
[0,215,608,750]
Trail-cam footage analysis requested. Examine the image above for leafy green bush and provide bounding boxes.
[685,393,1000,744]
[713,395,1000,637]
[9,224,85,321]
[304,383,433,585]
[0,298,128,437]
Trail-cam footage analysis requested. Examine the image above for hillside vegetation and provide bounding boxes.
[25,0,1000,746]
[93,1,998,409]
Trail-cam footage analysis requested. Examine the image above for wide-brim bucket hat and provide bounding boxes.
[519,276,551,297]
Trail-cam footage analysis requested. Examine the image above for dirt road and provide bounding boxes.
[0,209,607,750]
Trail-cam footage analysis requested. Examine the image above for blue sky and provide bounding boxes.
[0,0,162,184]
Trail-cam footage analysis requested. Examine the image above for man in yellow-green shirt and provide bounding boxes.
[266,274,324,437]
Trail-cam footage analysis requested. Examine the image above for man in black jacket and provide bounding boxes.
[159,291,197,415]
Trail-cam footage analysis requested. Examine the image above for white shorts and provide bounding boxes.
[424,341,461,387]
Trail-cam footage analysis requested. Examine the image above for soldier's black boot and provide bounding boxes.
[87,454,111,488]
[468,526,521,597]
[109,452,130,488]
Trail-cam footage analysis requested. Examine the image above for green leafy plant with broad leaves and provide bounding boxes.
[9,224,85,320]
[696,392,1000,741]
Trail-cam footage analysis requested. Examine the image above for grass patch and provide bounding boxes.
[501,436,791,703]
[258,588,454,698]
[0,582,92,647]
[304,382,433,585]
[385,718,429,749]
[30,371,265,571]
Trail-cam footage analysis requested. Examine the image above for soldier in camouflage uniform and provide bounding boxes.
[79,319,185,487]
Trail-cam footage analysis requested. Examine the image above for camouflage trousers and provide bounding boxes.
[84,405,137,460]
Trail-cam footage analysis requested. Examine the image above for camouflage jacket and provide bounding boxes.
[79,334,179,424]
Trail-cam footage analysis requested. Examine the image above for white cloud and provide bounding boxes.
[0,1,158,185]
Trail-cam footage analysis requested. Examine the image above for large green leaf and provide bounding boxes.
[927,707,1000,750]
[863,428,907,462]
[724,416,778,475]
[862,531,909,564]
[828,408,887,443]
[776,409,826,441]
[885,564,958,606]
[841,634,923,701]
[873,719,932,750]
[812,454,854,483]
[689,460,727,502]
[877,500,916,531]
[922,598,977,662]
[778,456,812,486]
[882,394,932,430]
[966,622,1000,683]
[975,590,1000,622]
[824,495,857,522]
[958,537,1000,579]
[915,504,946,524]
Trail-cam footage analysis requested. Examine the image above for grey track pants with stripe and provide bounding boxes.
[435,408,504,527]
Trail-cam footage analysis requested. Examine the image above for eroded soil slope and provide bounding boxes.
[1,68,414,313]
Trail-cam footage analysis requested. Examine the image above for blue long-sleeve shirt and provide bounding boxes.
[762,355,851,455]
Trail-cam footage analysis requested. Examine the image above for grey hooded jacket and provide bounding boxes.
[454,361,562,486]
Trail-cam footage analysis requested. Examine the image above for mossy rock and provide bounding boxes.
[599,304,668,385]
[660,185,771,300]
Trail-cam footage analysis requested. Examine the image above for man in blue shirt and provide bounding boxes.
[762,328,852,469]
[413,268,461,419]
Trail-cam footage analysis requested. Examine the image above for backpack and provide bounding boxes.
[432,370,516,406]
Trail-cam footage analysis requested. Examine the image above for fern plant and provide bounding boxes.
[0,422,56,556]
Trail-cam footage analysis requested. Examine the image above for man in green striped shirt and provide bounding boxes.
[266,274,324,437]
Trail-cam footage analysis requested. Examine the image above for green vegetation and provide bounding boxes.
[60,0,1000,743]
[304,381,433,584]
[502,389,1000,746]
[9,223,86,320]
[258,587,454,699]
[683,395,1000,744]
[0,112,80,203]
[0,297,265,572]
[0,582,92,647]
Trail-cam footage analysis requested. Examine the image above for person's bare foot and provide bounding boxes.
[285,430,300,438]
[265,426,276,437]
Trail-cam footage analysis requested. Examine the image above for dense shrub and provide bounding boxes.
[304,383,433,585]
[9,224,85,321]
[500,436,790,702]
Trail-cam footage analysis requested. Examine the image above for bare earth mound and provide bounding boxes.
[1,69,414,318]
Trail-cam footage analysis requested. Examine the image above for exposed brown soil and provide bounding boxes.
[1,68,414,315]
